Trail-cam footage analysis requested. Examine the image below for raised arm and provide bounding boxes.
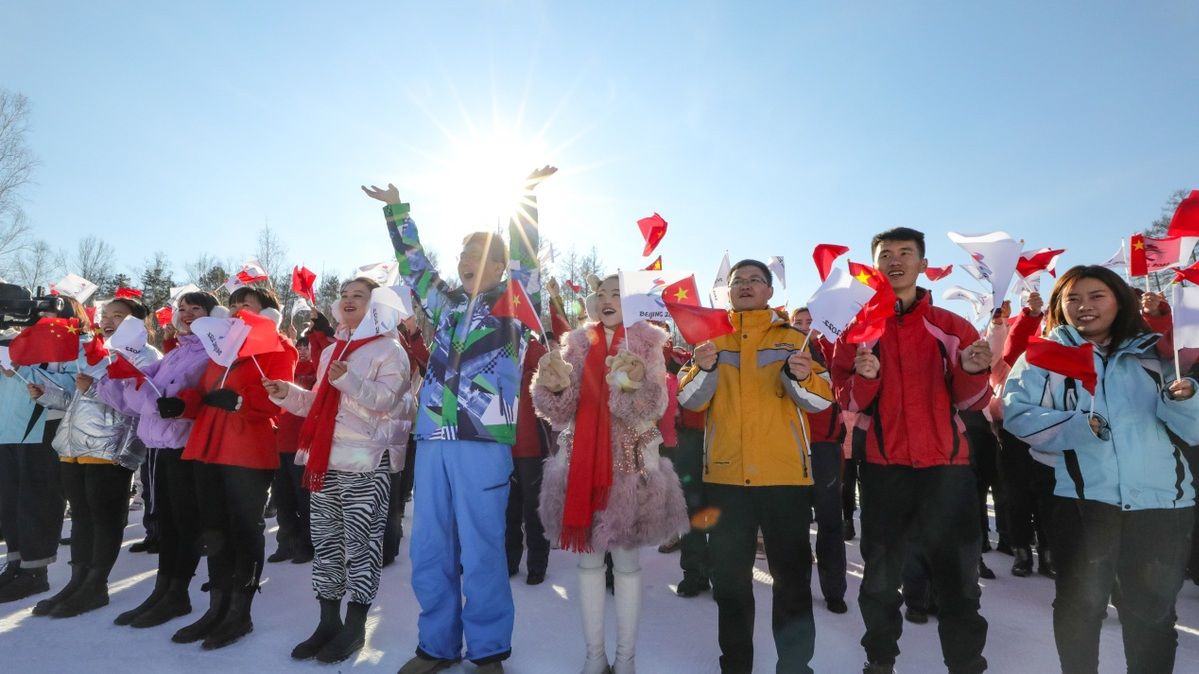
[362,183,454,321]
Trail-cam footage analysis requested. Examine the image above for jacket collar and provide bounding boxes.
[1047,324,1159,355]
[731,308,783,331]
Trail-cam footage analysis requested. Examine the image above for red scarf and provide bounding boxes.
[560,323,624,552]
[298,335,383,491]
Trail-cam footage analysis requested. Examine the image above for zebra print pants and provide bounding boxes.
[310,458,391,604]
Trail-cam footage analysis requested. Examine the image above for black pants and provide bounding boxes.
[676,427,710,581]
[155,448,203,581]
[1051,498,1194,674]
[964,418,1004,542]
[60,461,134,579]
[997,429,1054,550]
[272,452,311,553]
[842,457,860,522]
[505,456,548,576]
[194,462,274,591]
[858,464,987,673]
[383,439,417,561]
[707,483,814,674]
[0,424,65,567]
[139,446,159,541]
[809,442,847,602]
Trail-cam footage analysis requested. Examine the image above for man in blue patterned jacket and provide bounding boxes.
[363,166,554,674]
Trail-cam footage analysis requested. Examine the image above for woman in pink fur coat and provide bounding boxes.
[533,274,689,674]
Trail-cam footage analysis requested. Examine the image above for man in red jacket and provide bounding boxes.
[830,228,993,674]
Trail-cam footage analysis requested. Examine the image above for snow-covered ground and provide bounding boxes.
[3,508,1199,673]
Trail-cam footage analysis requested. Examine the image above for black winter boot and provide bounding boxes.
[132,577,192,628]
[115,574,169,625]
[0,561,20,589]
[0,566,49,603]
[316,601,369,663]
[49,567,109,617]
[32,564,84,615]
[172,588,228,643]
[202,588,256,649]
[1011,547,1034,577]
[291,597,343,660]
[1038,547,1057,579]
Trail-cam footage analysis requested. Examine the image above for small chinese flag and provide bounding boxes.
[236,310,285,359]
[644,255,663,271]
[662,275,701,307]
[1173,260,1199,285]
[9,318,82,365]
[1025,337,1096,395]
[107,353,148,389]
[114,287,143,299]
[665,303,735,345]
[1167,190,1199,238]
[924,265,954,281]
[843,262,897,344]
[813,244,850,282]
[637,213,668,257]
[292,265,318,304]
[155,306,174,328]
[83,334,110,366]
[492,278,544,334]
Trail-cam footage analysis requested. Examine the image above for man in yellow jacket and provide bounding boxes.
[678,259,834,674]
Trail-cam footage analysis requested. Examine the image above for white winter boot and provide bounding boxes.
[612,565,642,674]
[578,565,611,674]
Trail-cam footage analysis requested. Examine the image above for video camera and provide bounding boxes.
[0,283,64,329]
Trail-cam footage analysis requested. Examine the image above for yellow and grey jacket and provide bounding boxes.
[678,309,833,487]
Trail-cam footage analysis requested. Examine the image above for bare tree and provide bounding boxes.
[12,239,63,290]
[0,90,37,278]
[70,234,116,285]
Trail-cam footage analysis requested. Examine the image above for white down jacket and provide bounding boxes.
[272,330,416,473]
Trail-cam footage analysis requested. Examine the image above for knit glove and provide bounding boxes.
[202,388,242,412]
[605,351,645,391]
[157,396,186,419]
[537,350,573,393]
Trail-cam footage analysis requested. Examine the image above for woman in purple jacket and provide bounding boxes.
[97,291,222,628]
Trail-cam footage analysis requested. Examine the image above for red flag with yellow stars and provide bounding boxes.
[492,278,544,334]
[644,255,663,271]
[843,262,898,344]
[661,275,701,307]
[637,213,668,257]
[10,317,81,365]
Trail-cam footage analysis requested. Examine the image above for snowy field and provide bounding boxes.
[3,507,1199,674]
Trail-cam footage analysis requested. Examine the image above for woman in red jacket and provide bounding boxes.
[172,287,296,650]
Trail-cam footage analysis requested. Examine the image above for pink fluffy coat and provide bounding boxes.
[532,321,690,551]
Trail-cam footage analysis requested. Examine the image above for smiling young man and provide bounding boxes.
[678,260,834,674]
[830,227,994,674]
[363,167,554,674]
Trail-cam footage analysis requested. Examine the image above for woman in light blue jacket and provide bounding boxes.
[1004,265,1198,674]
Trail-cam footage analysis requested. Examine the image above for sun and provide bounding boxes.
[441,126,549,228]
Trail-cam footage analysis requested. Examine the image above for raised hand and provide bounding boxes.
[786,349,813,380]
[1168,378,1195,401]
[992,300,1012,325]
[606,351,646,391]
[537,349,573,393]
[1026,292,1044,317]
[545,277,561,300]
[1141,291,1166,317]
[854,348,880,380]
[261,378,288,398]
[525,165,558,190]
[693,341,717,370]
[361,183,401,205]
[960,339,993,374]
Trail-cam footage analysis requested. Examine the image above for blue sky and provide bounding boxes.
[3,1,1197,307]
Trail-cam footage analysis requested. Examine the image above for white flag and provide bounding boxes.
[947,232,1023,309]
[107,316,149,359]
[1171,284,1199,375]
[190,316,251,368]
[619,270,690,329]
[1100,242,1128,272]
[51,273,98,304]
[350,285,415,342]
[223,260,270,293]
[767,256,786,289]
[291,296,312,318]
[354,260,400,286]
[805,267,877,340]
[942,286,994,323]
[170,283,202,303]
[1013,271,1042,296]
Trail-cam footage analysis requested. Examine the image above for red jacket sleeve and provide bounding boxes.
[831,337,881,413]
[1002,309,1044,367]
[945,317,992,411]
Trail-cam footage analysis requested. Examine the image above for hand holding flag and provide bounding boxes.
[1025,336,1097,396]
[491,278,543,335]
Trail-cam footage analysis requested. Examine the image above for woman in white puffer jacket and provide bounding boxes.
[264,276,415,664]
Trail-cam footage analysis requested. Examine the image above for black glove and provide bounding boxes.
[202,388,240,411]
[157,396,186,419]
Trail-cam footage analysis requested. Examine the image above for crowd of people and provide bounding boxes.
[1,167,1197,674]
